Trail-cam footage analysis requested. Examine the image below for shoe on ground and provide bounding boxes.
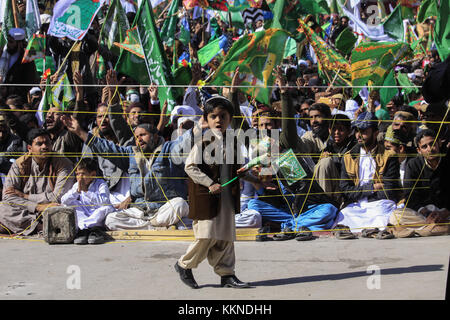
[174,261,199,289]
[295,226,314,241]
[73,229,89,245]
[273,228,296,241]
[221,275,251,288]
[88,228,106,244]
[256,226,273,242]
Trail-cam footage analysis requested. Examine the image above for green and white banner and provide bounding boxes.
[48,0,106,41]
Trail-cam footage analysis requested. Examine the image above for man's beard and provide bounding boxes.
[100,126,114,137]
[141,139,158,155]
[312,123,328,139]
[45,120,63,134]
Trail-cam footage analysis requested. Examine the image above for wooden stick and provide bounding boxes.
[158,0,172,19]
[11,0,20,28]
[54,40,80,78]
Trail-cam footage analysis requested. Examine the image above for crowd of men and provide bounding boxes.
[0,0,449,244]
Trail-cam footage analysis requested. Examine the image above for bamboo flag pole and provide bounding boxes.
[11,0,20,28]
[53,40,80,81]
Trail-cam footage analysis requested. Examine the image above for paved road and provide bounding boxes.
[0,235,449,300]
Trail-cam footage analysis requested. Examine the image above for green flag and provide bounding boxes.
[160,0,180,47]
[397,72,419,97]
[134,0,179,112]
[210,29,289,105]
[274,149,307,186]
[334,27,357,56]
[351,42,412,95]
[197,35,228,66]
[52,73,74,110]
[435,0,450,61]
[179,16,190,46]
[116,50,150,85]
[417,0,438,23]
[34,56,56,74]
[37,77,53,124]
[0,0,15,48]
[114,26,145,59]
[283,37,297,58]
[298,19,352,86]
[22,34,46,63]
[382,5,405,42]
[99,0,130,56]
[379,70,398,108]
[268,0,308,34]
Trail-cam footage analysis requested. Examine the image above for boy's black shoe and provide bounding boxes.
[174,262,199,289]
[88,228,106,245]
[73,229,89,245]
[221,275,251,288]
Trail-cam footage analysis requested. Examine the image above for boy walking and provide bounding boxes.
[175,96,251,289]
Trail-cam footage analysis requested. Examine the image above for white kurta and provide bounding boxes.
[61,178,114,230]
[336,148,397,232]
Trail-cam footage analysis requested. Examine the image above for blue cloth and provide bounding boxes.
[247,198,292,224]
[248,198,338,231]
[281,204,338,231]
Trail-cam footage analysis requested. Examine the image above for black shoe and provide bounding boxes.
[273,228,296,241]
[221,275,251,288]
[174,262,199,289]
[88,228,105,245]
[295,227,314,241]
[74,229,89,245]
[256,226,273,242]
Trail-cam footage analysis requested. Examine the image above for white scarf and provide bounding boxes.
[0,46,11,84]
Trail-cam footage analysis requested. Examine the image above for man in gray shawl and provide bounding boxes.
[0,129,74,235]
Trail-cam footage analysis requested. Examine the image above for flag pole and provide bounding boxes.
[158,0,173,19]
[11,0,20,28]
[54,40,80,78]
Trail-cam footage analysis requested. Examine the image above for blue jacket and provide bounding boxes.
[85,130,192,212]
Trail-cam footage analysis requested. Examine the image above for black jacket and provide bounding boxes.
[403,151,450,211]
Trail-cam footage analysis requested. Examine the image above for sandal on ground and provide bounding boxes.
[295,227,314,241]
[333,224,358,240]
[361,228,380,238]
[376,229,395,240]
[273,228,296,241]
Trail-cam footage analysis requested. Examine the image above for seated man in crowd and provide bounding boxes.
[291,99,341,202]
[419,102,450,153]
[336,112,400,237]
[245,68,339,241]
[323,113,356,174]
[389,129,450,237]
[0,129,74,235]
[82,102,131,206]
[0,112,25,197]
[383,125,416,187]
[63,72,191,231]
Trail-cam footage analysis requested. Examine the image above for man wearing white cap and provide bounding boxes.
[170,105,200,138]
[28,87,42,109]
[0,28,39,99]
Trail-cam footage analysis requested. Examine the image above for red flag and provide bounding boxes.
[42,68,51,80]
